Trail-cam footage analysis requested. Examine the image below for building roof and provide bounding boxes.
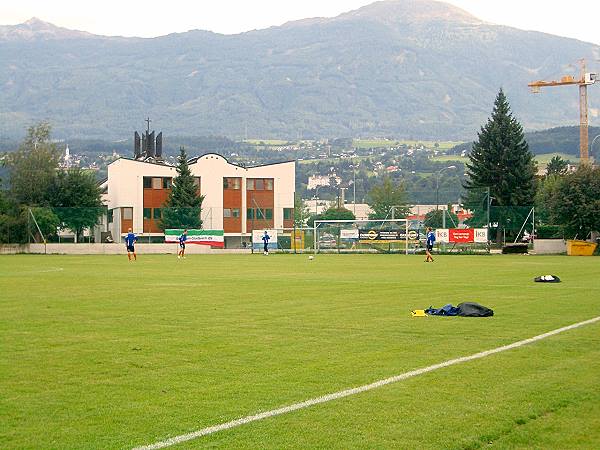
[110,153,294,170]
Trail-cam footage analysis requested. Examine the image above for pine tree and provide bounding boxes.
[161,147,204,230]
[545,155,568,176]
[463,89,537,241]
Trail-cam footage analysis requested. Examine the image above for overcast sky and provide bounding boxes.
[1,0,599,45]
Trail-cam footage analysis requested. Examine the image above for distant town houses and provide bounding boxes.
[307,174,342,190]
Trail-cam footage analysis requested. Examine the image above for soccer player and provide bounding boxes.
[261,230,270,255]
[125,228,137,261]
[425,227,435,262]
[178,229,188,259]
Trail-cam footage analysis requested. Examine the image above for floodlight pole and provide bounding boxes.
[590,134,600,161]
[313,185,321,215]
[351,162,357,215]
[435,165,457,211]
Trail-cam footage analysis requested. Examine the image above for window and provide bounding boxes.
[264,179,273,190]
[153,208,162,219]
[255,179,264,190]
[224,208,232,218]
[223,177,240,190]
[143,177,152,188]
[232,208,240,218]
[162,178,172,189]
[247,208,254,220]
[247,179,255,190]
[254,208,269,220]
[284,208,293,220]
[107,209,114,223]
[143,208,152,219]
[152,177,162,189]
[193,177,201,188]
[122,207,133,220]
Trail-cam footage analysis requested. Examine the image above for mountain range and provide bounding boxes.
[1,0,599,140]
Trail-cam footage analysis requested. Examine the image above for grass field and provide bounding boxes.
[2,254,600,449]
[534,152,580,166]
[431,155,469,163]
[430,153,581,167]
[243,139,291,146]
[353,139,463,150]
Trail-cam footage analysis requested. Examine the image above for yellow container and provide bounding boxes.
[566,240,598,256]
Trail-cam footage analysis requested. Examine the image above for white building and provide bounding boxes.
[307,174,341,190]
[102,153,295,248]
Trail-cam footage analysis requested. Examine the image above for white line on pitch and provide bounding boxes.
[133,315,600,450]
[0,267,64,276]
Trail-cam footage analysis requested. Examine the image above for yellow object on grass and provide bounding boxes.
[411,309,427,317]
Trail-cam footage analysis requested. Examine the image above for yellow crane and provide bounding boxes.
[528,59,597,162]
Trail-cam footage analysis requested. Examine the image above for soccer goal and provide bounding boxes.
[313,219,417,254]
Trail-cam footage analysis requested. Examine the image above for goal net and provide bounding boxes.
[313,219,416,254]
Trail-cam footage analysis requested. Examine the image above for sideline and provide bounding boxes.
[133,315,600,450]
[0,267,64,276]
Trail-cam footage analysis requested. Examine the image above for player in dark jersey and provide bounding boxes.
[178,229,188,259]
[125,228,137,261]
[425,227,435,262]
[261,230,270,255]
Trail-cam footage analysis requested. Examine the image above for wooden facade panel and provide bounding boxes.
[143,188,170,208]
[246,189,274,232]
[223,178,242,233]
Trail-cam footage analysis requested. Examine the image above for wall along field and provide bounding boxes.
[1,254,599,449]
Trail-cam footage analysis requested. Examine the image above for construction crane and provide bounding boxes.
[528,59,597,162]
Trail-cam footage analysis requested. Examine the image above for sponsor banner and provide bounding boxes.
[435,229,450,243]
[252,229,278,250]
[435,228,488,244]
[340,229,359,240]
[359,229,419,243]
[450,228,474,243]
[165,229,225,248]
[474,228,488,243]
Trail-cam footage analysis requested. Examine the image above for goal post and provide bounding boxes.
[313,219,417,254]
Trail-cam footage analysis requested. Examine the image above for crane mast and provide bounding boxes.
[528,60,597,162]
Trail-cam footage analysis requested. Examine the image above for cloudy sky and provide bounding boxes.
[1,0,599,45]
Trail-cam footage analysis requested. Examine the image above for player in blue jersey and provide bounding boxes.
[178,229,188,259]
[425,227,435,262]
[125,228,137,261]
[261,230,270,255]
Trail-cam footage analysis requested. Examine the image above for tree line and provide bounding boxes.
[0,123,104,243]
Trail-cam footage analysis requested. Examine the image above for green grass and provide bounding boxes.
[353,139,463,149]
[1,254,599,449]
[243,139,290,146]
[535,152,580,166]
[431,155,469,163]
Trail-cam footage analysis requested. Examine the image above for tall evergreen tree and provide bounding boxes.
[161,147,204,230]
[463,89,536,241]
